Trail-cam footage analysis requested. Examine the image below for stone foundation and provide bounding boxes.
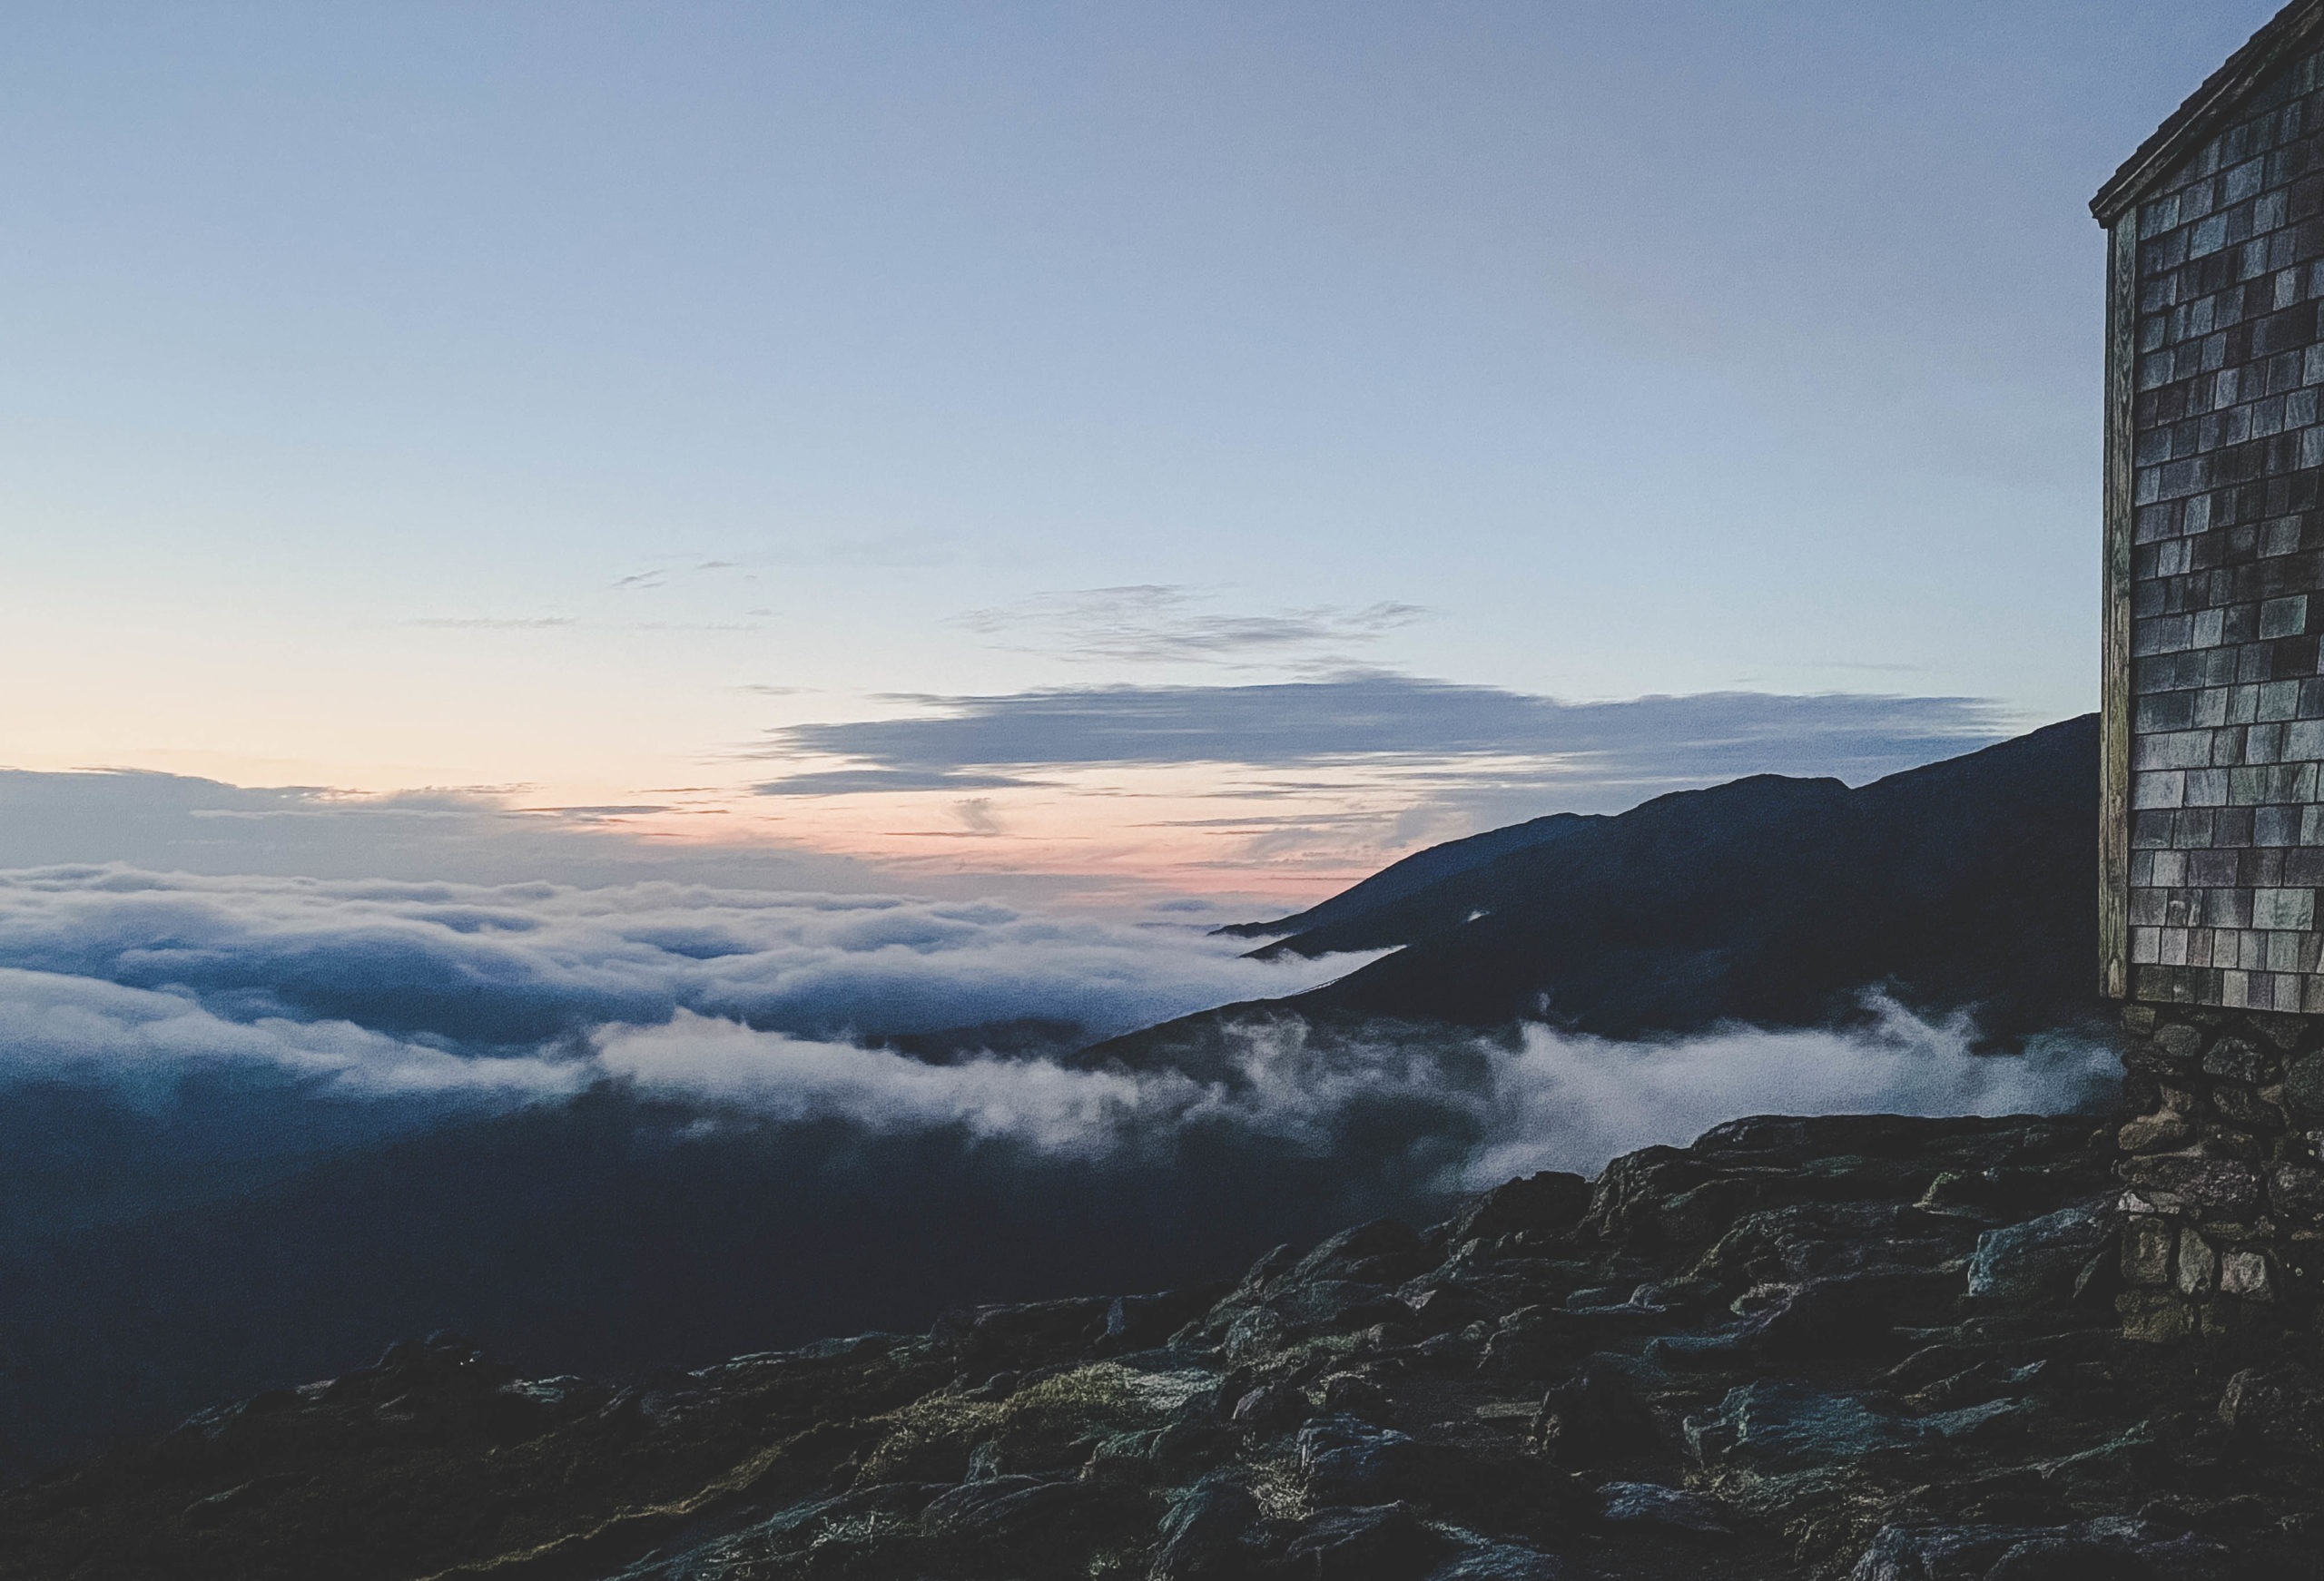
[2113,1002,2324,1340]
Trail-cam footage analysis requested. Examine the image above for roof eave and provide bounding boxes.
[2093,0,2324,229]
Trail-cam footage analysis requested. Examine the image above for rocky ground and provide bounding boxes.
[10,1111,2324,1580]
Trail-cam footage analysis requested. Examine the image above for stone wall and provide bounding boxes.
[2114,1000,2324,1339]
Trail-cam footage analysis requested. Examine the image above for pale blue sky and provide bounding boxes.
[0,2,2283,898]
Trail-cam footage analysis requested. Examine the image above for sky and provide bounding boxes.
[0,1,2286,908]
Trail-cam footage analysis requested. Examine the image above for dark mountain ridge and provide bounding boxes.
[1212,810,1604,942]
[1091,714,2100,1073]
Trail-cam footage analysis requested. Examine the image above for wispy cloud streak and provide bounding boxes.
[753,674,2012,798]
[954,585,1424,665]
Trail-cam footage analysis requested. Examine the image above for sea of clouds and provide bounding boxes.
[0,861,2125,1473]
[0,865,2115,1183]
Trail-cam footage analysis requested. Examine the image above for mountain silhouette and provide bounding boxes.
[1099,713,2100,1061]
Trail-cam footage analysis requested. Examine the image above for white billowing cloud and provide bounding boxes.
[1451,997,2116,1184]
[0,867,2113,1184]
[0,866,1374,1054]
[590,995,2113,1181]
[594,1011,1174,1148]
[0,967,580,1104]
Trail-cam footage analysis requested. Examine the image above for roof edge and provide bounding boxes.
[2093,0,2324,228]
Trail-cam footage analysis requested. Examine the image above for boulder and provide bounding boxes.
[1423,1544,1568,1578]
[2218,1248,2273,1300]
[1918,1166,2061,1220]
[2122,1216,2175,1287]
[1280,1503,1449,1581]
[1196,1223,1433,1355]
[1984,1537,2152,1579]
[1404,1284,1496,1334]
[1228,1383,1313,1435]
[2116,1291,2193,1344]
[1414,1330,1483,1368]
[1296,1415,1467,1507]
[1686,1380,1915,1471]
[1752,1270,1954,1357]
[1151,1419,1229,1468]
[1317,1370,1390,1419]
[2284,1052,2324,1124]
[1652,1176,1768,1245]
[2200,1038,2274,1085]
[1916,1395,2037,1448]
[1287,1220,1434,1290]
[1579,1146,1704,1244]
[921,1474,1094,1540]
[2218,1363,2324,1455]
[950,1300,1113,1370]
[2116,1157,2260,1216]
[1644,1330,1754,1370]
[1903,1358,2048,1414]
[1966,1208,2111,1307]
[1100,1285,1233,1353]
[2119,1115,2194,1154]
[1850,1519,2227,1581]
[1562,1285,1633,1310]
[1229,1244,1297,1298]
[1150,1475,1261,1581]
[1597,1481,1730,1536]
[1847,1525,2063,1581]
[2123,1531,2234,1579]
[2209,1083,2284,1129]
[2152,1024,2203,1060]
[1451,1173,1591,1245]
[1223,1310,1289,1363]
[1480,1306,1592,1374]
[2268,1164,2324,1226]
[1530,1355,1659,1467]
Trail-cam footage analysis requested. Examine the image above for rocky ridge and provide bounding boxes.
[9,1111,2322,1579]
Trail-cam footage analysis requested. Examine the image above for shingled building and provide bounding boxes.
[2098,0,2324,1340]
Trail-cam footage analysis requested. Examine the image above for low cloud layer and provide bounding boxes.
[0,867,2111,1183]
[752,674,2012,806]
[1446,1000,2112,1183]
[0,863,2119,1485]
[0,966,570,1104]
[0,868,1355,1057]
[595,997,2111,1184]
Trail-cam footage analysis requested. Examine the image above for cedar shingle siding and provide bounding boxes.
[2122,40,2324,1008]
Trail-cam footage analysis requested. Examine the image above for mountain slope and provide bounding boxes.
[1101,714,2098,1058]
[18,1110,2299,1581]
[0,1083,1466,1481]
[1213,811,1602,941]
